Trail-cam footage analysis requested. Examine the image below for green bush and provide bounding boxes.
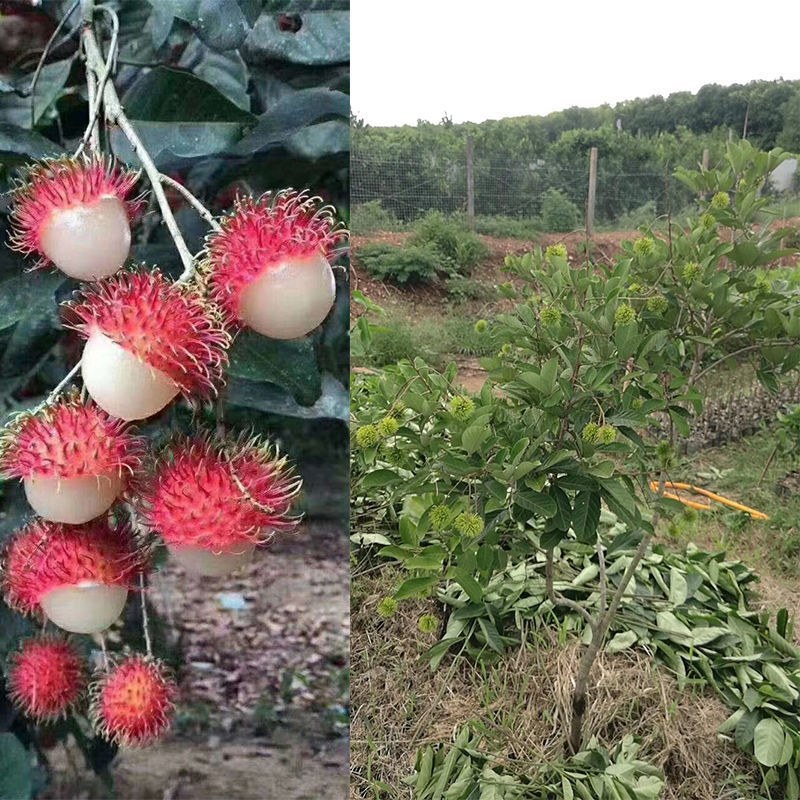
[474,214,541,239]
[366,319,433,367]
[351,200,401,234]
[410,211,488,274]
[540,187,581,232]
[357,242,442,284]
[444,276,496,303]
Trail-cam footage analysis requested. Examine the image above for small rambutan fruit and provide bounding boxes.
[3,518,146,633]
[65,270,231,421]
[8,637,87,721]
[200,191,347,340]
[8,155,144,280]
[139,434,301,576]
[0,392,145,524]
[91,655,176,747]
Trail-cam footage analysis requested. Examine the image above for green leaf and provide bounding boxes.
[231,88,350,156]
[245,11,350,66]
[227,374,347,421]
[0,124,62,159]
[0,733,32,800]
[395,576,439,600]
[147,0,254,49]
[572,490,601,544]
[515,490,557,518]
[32,58,74,125]
[227,330,321,405]
[0,272,66,331]
[180,42,250,111]
[753,718,785,767]
[461,423,489,454]
[549,486,571,531]
[477,617,505,654]
[452,568,483,604]
[360,470,400,489]
[606,630,637,653]
[668,567,688,606]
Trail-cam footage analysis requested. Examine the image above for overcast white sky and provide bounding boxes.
[351,1,800,126]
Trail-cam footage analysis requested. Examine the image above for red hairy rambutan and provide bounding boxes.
[8,154,144,280]
[7,637,87,721]
[0,392,145,524]
[2,518,146,633]
[200,190,347,339]
[139,434,302,576]
[65,269,231,421]
[91,655,176,747]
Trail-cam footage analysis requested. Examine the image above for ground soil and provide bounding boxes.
[42,520,350,800]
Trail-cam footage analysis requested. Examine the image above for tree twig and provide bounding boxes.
[80,6,196,281]
[545,548,596,629]
[159,175,222,231]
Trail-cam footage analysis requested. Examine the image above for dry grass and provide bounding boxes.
[351,569,759,800]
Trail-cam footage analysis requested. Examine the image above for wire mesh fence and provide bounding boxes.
[351,150,697,231]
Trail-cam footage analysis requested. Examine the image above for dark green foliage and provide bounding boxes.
[351,200,402,234]
[358,243,442,285]
[409,212,488,274]
[540,187,581,232]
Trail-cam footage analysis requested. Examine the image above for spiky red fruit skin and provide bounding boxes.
[200,190,347,324]
[65,269,231,397]
[8,155,144,267]
[0,392,145,480]
[8,637,87,721]
[2,519,146,616]
[139,435,302,552]
[91,656,176,747]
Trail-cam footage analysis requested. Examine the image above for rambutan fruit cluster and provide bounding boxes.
[0,153,341,750]
[6,636,177,748]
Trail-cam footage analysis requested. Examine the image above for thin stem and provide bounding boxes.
[75,4,118,157]
[545,548,596,629]
[27,0,81,124]
[80,14,196,281]
[99,633,109,670]
[32,360,82,414]
[159,175,222,231]
[139,572,152,658]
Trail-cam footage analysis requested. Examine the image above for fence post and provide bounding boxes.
[466,135,475,231]
[702,148,709,171]
[586,146,598,236]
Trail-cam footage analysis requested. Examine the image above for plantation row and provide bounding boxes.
[351,142,800,797]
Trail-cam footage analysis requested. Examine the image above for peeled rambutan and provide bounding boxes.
[91,655,176,747]
[2,518,146,633]
[8,154,144,280]
[65,269,231,421]
[139,434,301,576]
[7,636,87,721]
[0,392,145,524]
[200,190,347,340]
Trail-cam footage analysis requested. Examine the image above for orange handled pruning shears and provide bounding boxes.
[648,481,769,520]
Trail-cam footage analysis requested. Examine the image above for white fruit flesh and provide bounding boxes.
[238,252,335,340]
[24,473,123,524]
[168,544,255,577]
[40,582,128,633]
[82,331,179,421]
[40,196,131,281]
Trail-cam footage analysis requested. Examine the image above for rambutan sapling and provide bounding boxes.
[66,270,231,421]
[0,394,145,523]
[201,191,347,340]
[3,519,146,633]
[140,435,301,576]
[91,655,176,747]
[8,155,143,280]
[8,637,87,721]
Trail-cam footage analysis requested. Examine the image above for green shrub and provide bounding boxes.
[474,214,541,239]
[613,200,658,231]
[409,211,488,274]
[441,316,498,356]
[366,319,434,367]
[357,242,442,284]
[350,200,401,234]
[444,276,496,303]
[540,187,581,232]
